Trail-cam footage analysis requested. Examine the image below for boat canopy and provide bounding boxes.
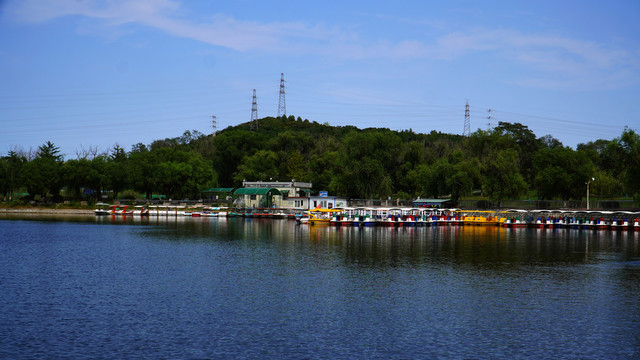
[412,198,455,208]
[309,208,342,213]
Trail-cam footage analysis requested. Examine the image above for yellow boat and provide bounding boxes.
[306,208,342,225]
[462,210,507,226]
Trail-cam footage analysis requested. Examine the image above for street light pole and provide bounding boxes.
[586,177,595,210]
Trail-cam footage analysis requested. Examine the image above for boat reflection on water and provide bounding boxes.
[92,214,640,265]
[292,220,640,267]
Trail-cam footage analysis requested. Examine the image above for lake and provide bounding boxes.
[1,215,639,359]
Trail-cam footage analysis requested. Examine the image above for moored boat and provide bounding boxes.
[503,217,528,228]
[132,205,150,216]
[306,208,340,225]
[115,205,134,215]
[594,217,610,230]
[93,202,111,215]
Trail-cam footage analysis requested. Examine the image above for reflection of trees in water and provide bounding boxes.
[304,225,640,268]
[101,216,640,267]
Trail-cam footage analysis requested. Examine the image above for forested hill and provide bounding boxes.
[2,115,639,203]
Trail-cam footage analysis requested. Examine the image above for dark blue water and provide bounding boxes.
[1,216,639,359]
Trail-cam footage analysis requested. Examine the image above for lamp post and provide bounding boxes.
[586,177,595,210]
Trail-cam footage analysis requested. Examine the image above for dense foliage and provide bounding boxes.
[1,116,639,204]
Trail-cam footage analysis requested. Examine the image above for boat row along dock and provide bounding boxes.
[95,204,640,231]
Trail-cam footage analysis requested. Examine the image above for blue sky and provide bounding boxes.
[1,0,639,158]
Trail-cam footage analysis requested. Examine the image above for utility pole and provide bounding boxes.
[211,115,217,135]
[463,100,470,136]
[250,89,258,131]
[487,108,492,130]
[278,73,286,117]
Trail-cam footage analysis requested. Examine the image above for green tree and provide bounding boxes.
[234,150,280,184]
[22,157,61,200]
[0,151,25,200]
[38,141,63,161]
[212,130,268,186]
[483,149,528,204]
[533,147,595,201]
[308,150,341,194]
[342,157,387,198]
[128,145,157,199]
[62,159,90,200]
[105,145,129,200]
[21,142,64,200]
[87,156,108,200]
[492,122,539,183]
[156,153,214,199]
[286,151,309,182]
[0,159,8,200]
[591,170,622,198]
[332,130,403,198]
[406,163,432,198]
[617,128,640,200]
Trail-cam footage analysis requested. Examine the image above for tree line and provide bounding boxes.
[1,116,639,205]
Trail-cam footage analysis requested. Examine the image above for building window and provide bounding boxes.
[250,195,256,200]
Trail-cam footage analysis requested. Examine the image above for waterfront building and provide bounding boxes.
[239,180,313,209]
[308,193,349,209]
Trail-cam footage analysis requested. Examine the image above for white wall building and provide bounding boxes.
[242,180,313,209]
[308,194,349,209]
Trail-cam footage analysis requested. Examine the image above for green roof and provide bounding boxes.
[202,187,235,192]
[234,188,282,195]
[413,199,451,203]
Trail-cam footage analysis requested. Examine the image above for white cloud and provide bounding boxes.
[6,0,639,90]
[433,28,639,90]
[5,0,325,52]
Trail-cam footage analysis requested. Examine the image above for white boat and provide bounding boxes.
[93,202,111,215]
[295,215,309,224]
[132,205,150,216]
[352,208,376,226]
[200,206,229,217]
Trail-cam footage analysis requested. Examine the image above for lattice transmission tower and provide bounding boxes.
[250,89,258,131]
[277,73,286,117]
[463,100,470,136]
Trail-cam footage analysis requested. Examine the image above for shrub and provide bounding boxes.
[119,190,138,200]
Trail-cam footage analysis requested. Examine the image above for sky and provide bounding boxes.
[1,0,639,158]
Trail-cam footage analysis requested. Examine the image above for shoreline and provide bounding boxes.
[0,208,94,215]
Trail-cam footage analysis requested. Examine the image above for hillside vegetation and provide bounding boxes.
[1,116,639,205]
